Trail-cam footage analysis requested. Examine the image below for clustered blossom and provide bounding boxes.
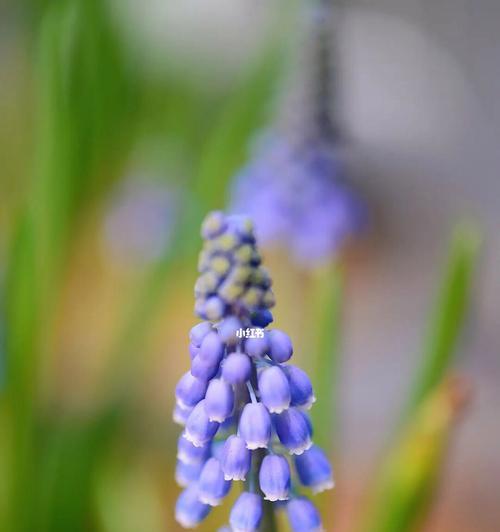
[230,134,366,268]
[174,212,334,531]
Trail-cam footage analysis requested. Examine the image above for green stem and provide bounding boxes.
[261,499,278,532]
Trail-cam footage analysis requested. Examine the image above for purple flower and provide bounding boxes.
[184,399,219,447]
[175,371,208,409]
[177,435,210,465]
[222,352,252,384]
[267,330,293,363]
[238,402,272,450]
[285,365,316,409]
[205,379,234,422]
[188,343,199,360]
[258,366,291,414]
[294,445,334,493]
[217,316,242,345]
[175,486,211,529]
[220,435,251,481]
[274,408,313,455]
[230,492,263,532]
[190,331,224,381]
[189,322,213,347]
[173,404,193,426]
[175,460,204,488]
[244,335,269,358]
[259,454,291,501]
[287,497,323,532]
[173,212,332,529]
[198,457,232,506]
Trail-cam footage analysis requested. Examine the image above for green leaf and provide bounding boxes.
[33,0,138,273]
[35,407,122,532]
[3,214,40,532]
[361,223,481,532]
[406,223,481,416]
[360,377,471,532]
[194,42,285,211]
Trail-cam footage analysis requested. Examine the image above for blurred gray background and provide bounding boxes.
[335,2,500,531]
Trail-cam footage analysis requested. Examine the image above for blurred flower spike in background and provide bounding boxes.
[174,212,334,530]
[103,174,180,267]
[230,133,367,268]
[230,1,367,269]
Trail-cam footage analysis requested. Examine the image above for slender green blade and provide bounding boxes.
[406,223,481,416]
[4,214,40,532]
[361,377,471,532]
[35,408,122,532]
[361,223,481,532]
[194,44,283,210]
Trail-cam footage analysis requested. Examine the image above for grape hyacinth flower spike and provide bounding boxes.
[174,212,334,529]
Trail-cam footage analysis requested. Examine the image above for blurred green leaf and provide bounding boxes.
[361,223,480,532]
[361,377,471,532]
[35,408,122,532]
[3,213,40,532]
[4,1,139,529]
[406,223,481,416]
[34,0,138,272]
[194,43,285,210]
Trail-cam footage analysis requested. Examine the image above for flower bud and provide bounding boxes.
[259,454,291,502]
[177,434,210,465]
[268,330,293,363]
[294,445,334,493]
[222,352,252,384]
[189,321,213,347]
[220,435,251,481]
[285,365,316,409]
[184,399,219,447]
[205,296,226,320]
[244,335,269,358]
[189,343,199,360]
[198,457,232,506]
[201,211,227,239]
[205,379,234,423]
[175,371,208,409]
[258,366,291,414]
[287,497,323,532]
[238,402,272,450]
[251,309,274,327]
[230,492,263,532]
[210,439,226,462]
[175,460,204,488]
[175,486,211,529]
[274,408,312,455]
[217,316,242,345]
[173,403,193,426]
[191,331,225,381]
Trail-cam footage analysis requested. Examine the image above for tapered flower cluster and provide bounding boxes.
[174,212,334,531]
[230,134,366,268]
